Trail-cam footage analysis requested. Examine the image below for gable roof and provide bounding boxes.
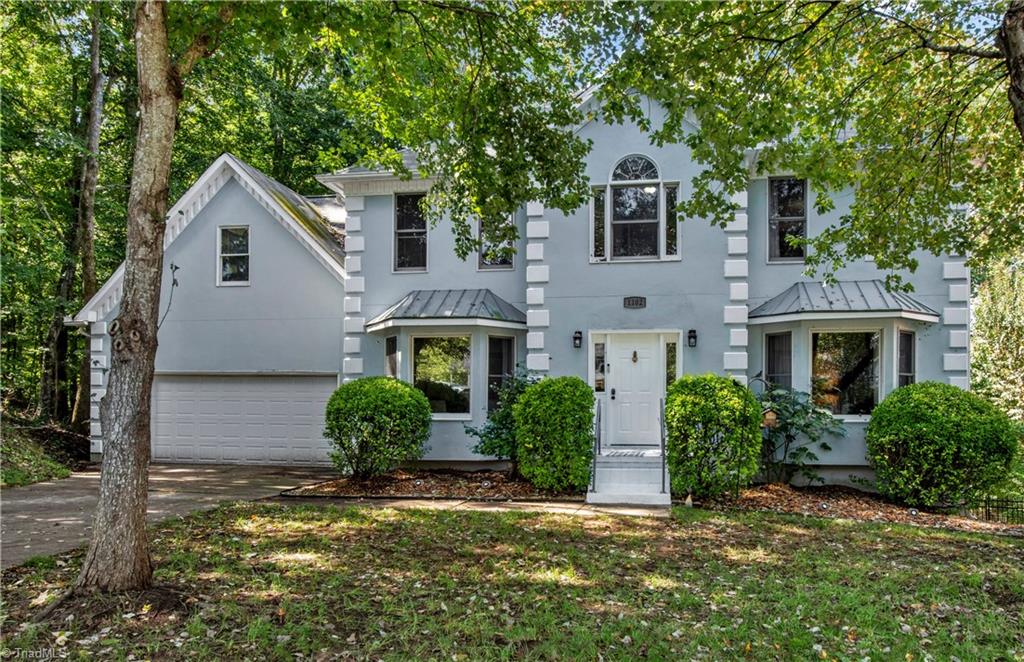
[71,154,346,324]
[366,289,527,332]
[748,280,939,324]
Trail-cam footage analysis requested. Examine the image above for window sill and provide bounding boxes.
[393,268,428,274]
[216,281,250,287]
[477,266,515,272]
[431,413,472,422]
[589,256,682,264]
[834,414,871,423]
[766,259,805,265]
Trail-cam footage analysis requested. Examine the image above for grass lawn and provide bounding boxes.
[2,503,1022,660]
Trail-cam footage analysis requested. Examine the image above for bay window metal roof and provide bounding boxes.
[748,280,939,324]
[366,289,527,332]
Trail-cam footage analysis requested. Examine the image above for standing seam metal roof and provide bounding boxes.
[749,280,939,318]
[367,289,527,327]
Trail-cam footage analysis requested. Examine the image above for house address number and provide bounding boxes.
[623,296,646,309]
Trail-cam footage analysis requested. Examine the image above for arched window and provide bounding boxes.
[592,155,679,261]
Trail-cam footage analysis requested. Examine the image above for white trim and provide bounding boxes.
[748,310,939,325]
[366,317,526,333]
[215,224,251,287]
[153,370,340,377]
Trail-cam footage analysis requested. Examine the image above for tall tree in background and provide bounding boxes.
[973,256,1024,422]
[71,3,109,427]
[588,1,1024,287]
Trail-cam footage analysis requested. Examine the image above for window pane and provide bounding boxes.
[385,336,398,378]
[487,337,514,413]
[665,184,678,256]
[594,342,606,392]
[612,221,658,257]
[396,194,426,230]
[612,185,659,221]
[612,155,659,181]
[812,332,879,415]
[898,331,915,387]
[765,332,792,389]
[665,341,677,388]
[221,255,249,282]
[769,218,806,260]
[413,337,471,414]
[221,227,248,254]
[593,188,606,259]
[395,234,427,270]
[770,178,806,218]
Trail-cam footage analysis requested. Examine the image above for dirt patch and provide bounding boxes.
[706,483,1024,537]
[285,469,583,501]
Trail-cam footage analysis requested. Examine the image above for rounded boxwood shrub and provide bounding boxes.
[324,377,432,479]
[513,376,594,491]
[665,374,761,498]
[866,382,1020,507]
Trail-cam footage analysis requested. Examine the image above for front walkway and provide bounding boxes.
[0,464,335,568]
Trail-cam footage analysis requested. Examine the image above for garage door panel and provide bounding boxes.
[152,375,335,465]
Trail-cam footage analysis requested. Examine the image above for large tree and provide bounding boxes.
[74,0,592,592]
[588,0,1024,286]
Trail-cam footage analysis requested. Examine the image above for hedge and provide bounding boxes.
[513,376,594,491]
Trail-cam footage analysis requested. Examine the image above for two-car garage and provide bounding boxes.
[151,375,336,465]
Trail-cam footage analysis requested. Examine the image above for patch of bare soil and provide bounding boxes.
[285,469,583,501]
[706,483,1023,537]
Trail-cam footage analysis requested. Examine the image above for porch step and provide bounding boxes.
[587,453,671,507]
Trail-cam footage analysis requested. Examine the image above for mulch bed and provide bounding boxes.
[284,469,584,501]
[705,483,1024,537]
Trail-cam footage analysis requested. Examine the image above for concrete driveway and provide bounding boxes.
[0,464,334,569]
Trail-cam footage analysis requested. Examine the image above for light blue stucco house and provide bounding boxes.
[73,96,971,504]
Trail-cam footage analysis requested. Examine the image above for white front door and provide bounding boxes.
[609,333,661,446]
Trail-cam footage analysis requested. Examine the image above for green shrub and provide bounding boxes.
[866,381,1021,507]
[324,377,432,479]
[665,374,761,498]
[466,369,533,472]
[513,376,594,491]
[757,386,845,485]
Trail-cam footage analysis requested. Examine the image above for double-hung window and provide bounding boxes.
[591,155,680,261]
[768,178,807,262]
[218,226,250,285]
[395,193,427,271]
[765,332,793,389]
[478,218,514,270]
[811,331,879,416]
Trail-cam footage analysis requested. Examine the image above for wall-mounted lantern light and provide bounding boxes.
[572,330,583,349]
[687,329,698,348]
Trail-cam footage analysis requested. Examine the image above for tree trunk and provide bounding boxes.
[1000,1,1024,144]
[76,0,180,592]
[73,5,108,429]
[39,75,85,422]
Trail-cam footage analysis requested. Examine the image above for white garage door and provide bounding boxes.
[152,375,336,465]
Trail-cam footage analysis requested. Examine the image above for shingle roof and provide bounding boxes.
[749,280,939,319]
[367,289,526,329]
[225,154,345,264]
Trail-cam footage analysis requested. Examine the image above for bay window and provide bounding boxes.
[898,330,915,387]
[412,336,471,415]
[486,336,514,412]
[811,331,879,415]
[765,332,792,389]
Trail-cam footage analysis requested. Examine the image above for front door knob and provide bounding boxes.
[610,388,616,400]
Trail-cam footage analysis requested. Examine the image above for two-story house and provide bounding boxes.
[72,98,971,505]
